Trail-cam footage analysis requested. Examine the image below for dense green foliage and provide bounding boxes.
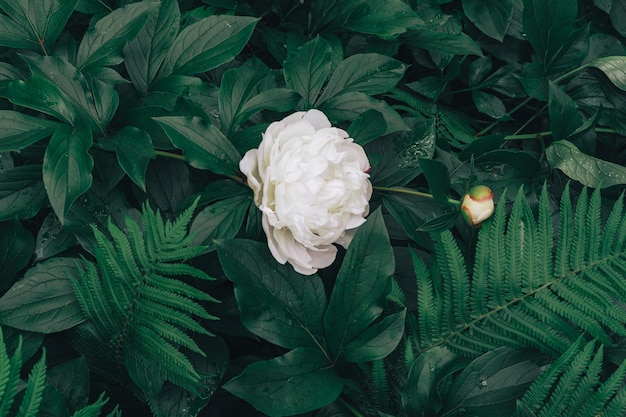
[0,0,626,416]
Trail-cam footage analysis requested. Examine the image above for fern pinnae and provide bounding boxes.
[600,192,624,257]
[140,284,210,319]
[412,250,437,347]
[469,208,491,316]
[585,188,602,263]
[614,204,626,252]
[570,188,588,270]
[370,360,389,411]
[486,193,507,308]
[15,350,46,417]
[579,360,626,416]
[505,188,526,299]
[536,184,554,285]
[567,344,604,414]
[437,231,471,326]
[134,298,209,335]
[555,183,573,277]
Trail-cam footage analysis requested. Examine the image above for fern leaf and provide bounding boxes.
[71,198,217,398]
[412,249,438,348]
[0,332,21,417]
[15,351,46,417]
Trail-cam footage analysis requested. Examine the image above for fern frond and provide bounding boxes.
[0,330,21,417]
[15,350,46,417]
[518,338,626,417]
[412,185,626,359]
[71,198,217,398]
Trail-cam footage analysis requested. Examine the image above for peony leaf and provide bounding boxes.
[588,55,626,91]
[0,219,34,292]
[324,209,395,359]
[215,239,327,349]
[0,111,62,151]
[103,126,155,192]
[0,258,85,333]
[462,0,515,41]
[546,140,626,188]
[283,35,333,107]
[0,165,47,222]
[223,348,343,417]
[342,309,406,362]
[548,81,583,141]
[191,195,250,250]
[154,116,241,175]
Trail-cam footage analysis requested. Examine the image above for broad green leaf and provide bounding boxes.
[610,0,626,37]
[158,15,259,79]
[237,89,300,130]
[548,82,583,141]
[522,0,578,71]
[462,0,515,41]
[402,347,468,417]
[223,348,343,417]
[0,219,34,291]
[102,126,155,191]
[46,356,89,413]
[43,126,94,224]
[6,77,76,125]
[342,309,406,362]
[0,0,80,53]
[154,116,241,175]
[475,150,541,178]
[191,195,250,250]
[283,35,333,107]
[34,212,77,262]
[342,0,424,39]
[75,2,156,70]
[215,239,327,349]
[588,55,626,91]
[0,111,62,151]
[0,258,85,333]
[38,387,70,417]
[406,29,483,57]
[0,165,47,221]
[0,15,32,50]
[442,348,540,416]
[347,109,387,146]
[320,92,409,135]
[515,62,548,101]
[123,0,180,94]
[419,158,451,204]
[546,140,626,188]
[324,209,394,359]
[381,193,435,248]
[316,53,406,105]
[472,91,508,119]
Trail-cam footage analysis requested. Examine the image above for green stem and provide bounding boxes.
[373,186,460,205]
[503,127,622,141]
[476,96,533,137]
[154,150,186,161]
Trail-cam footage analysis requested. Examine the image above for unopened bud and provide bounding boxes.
[461,185,494,227]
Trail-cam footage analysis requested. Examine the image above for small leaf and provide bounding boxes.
[342,309,406,362]
[75,2,156,70]
[342,0,424,39]
[418,158,451,204]
[0,258,85,333]
[0,219,34,291]
[347,109,387,146]
[104,126,155,191]
[34,212,77,262]
[191,195,250,250]
[43,126,94,224]
[548,81,583,140]
[283,35,333,107]
[154,116,241,175]
[407,29,483,57]
[0,165,47,221]
[216,239,327,349]
[46,356,89,413]
[158,15,259,79]
[0,111,62,151]
[588,55,626,91]
[462,0,515,41]
[223,348,343,417]
[546,140,626,188]
[472,90,508,119]
[324,209,394,359]
[316,53,407,104]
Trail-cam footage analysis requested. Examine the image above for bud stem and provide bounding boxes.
[373,186,460,205]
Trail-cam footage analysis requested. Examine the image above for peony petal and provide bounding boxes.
[303,109,332,130]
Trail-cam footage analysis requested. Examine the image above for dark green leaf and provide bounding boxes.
[342,0,424,39]
[283,35,333,107]
[548,82,583,141]
[381,193,435,247]
[216,239,327,349]
[154,116,241,175]
[407,29,483,56]
[191,194,250,249]
[472,91,508,119]
[588,55,626,91]
[0,111,62,151]
[104,126,155,191]
[34,212,77,262]
[476,150,541,178]
[347,109,387,146]
[459,135,505,160]
[46,356,89,413]
[123,0,180,94]
[418,158,451,204]
[145,159,193,214]
[316,53,407,104]
[0,258,85,333]
[0,165,47,221]
[223,348,343,417]
[546,140,626,188]
[75,1,155,70]
[5,76,77,125]
[38,387,71,417]
[443,348,540,416]
[610,0,626,37]
[462,0,514,41]
[0,219,34,291]
[522,0,578,71]
[402,347,468,417]
[0,14,32,50]
[42,126,94,224]
[158,15,259,78]
[236,88,301,134]
[320,92,408,135]
[416,210,459,233]
[515,62,548,101]
[342,309,406,362]
[324,209,394,359]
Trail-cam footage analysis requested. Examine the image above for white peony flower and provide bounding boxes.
[461,185,495,227]
[239,109,372,275]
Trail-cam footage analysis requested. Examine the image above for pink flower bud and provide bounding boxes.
[461,185,494,227]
